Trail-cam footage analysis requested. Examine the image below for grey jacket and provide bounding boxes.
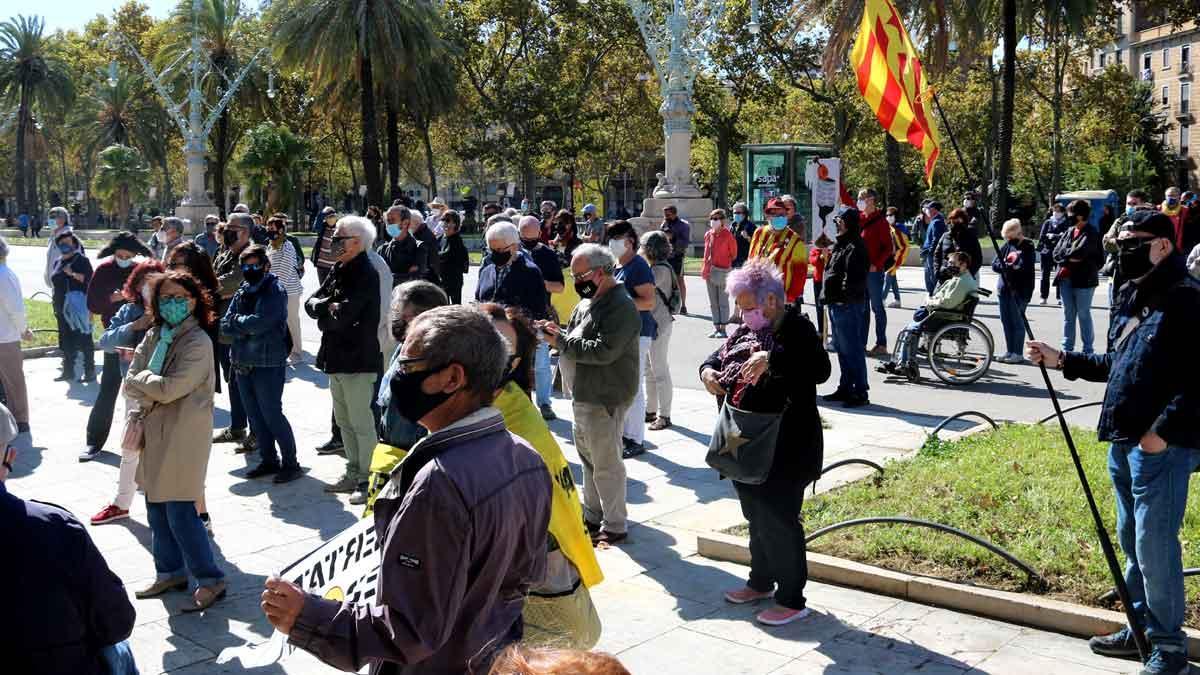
[558,283,641,408]
[289,408,551,675]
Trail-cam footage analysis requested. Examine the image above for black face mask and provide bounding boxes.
[1117,238,1154,280]
[242,264,265,285]
[575,278,598,299]
[491,249,512,266]
[223,230,240,247]
[389,365,454,424]
[521,238,540,250]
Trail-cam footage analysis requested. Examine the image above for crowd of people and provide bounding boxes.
[1,182,1199,674]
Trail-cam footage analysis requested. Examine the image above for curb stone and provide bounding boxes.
[697,530,1200,659]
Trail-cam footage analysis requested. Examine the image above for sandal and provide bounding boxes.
[182,581,227,613]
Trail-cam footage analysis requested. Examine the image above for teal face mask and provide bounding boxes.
[769,215,788,230]
[159,297,191,326]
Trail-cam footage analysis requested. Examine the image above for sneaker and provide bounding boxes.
[244,463,280,479]
[1088,627,1141,659]
[707,329,723,338]
[886,300,901,308]
[843,395,870,409]
[213,428,246,443]
[723,586,774,604]
[1139,648,1190,675]
[622,442,646,459]
[236,433,258,454]
[348,486,370,505]
[78,445,101,462]
[324,475,359,494]
[649,416,671,431]
[315,437,344,455]
[90,504,129,525]
[53,371,76,382]
[756,605,812,626]
[1040,298,1048,305]
[823,389,850,402]
[540,404,557,421]
[273,466,303,484]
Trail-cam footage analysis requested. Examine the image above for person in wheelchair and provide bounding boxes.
[879,252,978,376]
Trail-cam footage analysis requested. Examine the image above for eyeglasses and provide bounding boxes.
[331,235,358,243]
[159,294,191,302]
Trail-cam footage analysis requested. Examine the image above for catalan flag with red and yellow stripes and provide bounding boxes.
[851,0,941,186]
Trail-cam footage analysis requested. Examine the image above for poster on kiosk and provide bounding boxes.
[804,157,841,245]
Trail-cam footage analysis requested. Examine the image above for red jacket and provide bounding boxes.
[702,227,737,279]
[860,210,894,271]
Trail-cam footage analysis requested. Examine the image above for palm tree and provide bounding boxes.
[0,15,74,216]
[990,0,1016,231]
[395,50,458,199]
[238,121,313,213]
[271,0,438,208]
[94,144,150,226]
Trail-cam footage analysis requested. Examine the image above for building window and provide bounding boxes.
[1184,83,1192,113]
[1144,52,1153,71]
[1117,49,1122,65]
[1099,52,1107,68]
[1164,46,1171,68]
[1185,44,1192,64]
[1163,85,1170,106]
[1181,125,1190,156]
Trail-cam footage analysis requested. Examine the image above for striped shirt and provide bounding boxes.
[748,226,808,302]
[267,240,303,295]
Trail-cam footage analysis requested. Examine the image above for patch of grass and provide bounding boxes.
[726,424,1200,625]
[6,236,112,249]
[23,298,101,349]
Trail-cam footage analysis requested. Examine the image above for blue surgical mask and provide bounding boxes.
[733,213,746,223]
[1168,197,1179,207]
[386,223,402,238]
[57,243,75,254]
[1125,205,1136,216]
[115,257,134,269]
[769,215,788,230]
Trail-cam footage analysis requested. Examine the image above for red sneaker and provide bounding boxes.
[90,504,129,525]
[756,606,812,626]
[723,586,774,604]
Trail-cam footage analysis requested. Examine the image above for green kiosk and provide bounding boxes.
[742,143,835,223]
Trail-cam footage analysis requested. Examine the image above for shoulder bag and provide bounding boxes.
[705,402,784,485]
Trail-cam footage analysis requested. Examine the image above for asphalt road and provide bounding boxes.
[8,243,1109,430]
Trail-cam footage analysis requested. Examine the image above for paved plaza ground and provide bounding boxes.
[4,244,1140,674]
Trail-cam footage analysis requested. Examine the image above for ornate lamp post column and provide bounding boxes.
[107,0,270,230]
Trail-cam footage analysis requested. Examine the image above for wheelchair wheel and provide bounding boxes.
[969,318,995,355]
[928,322,992,385]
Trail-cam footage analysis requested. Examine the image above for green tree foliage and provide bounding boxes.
[93,143,149,224]
[238,121,312,213]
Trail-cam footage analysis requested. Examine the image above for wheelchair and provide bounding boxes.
[889,288,994,385]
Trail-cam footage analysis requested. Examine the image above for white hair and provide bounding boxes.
[336,215,377,250]
[486,214,513,227]
[485,222,520,247]
[1001,218,1023,239]
[504,207,520,218]
[233,203,250,213]
[572,243,617,274]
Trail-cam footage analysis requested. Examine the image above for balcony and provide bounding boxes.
[1174,104,1194,122]
[1181,61,1193,79]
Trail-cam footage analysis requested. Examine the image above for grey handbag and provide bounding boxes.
[705,402,784,485]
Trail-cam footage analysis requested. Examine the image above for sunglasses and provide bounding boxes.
[331,235,358,243]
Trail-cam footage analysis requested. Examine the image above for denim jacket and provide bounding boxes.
[221,274,291,369]
[97,303,147,354]
[1064,254,1200,448]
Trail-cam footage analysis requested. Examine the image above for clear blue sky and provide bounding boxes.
[0,0,177,34]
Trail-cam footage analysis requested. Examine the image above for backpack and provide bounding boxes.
[654,262,682,315]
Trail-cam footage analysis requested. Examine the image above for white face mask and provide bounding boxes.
[886,215,896,225]
[964,200,976,208]
[710,219,724,229]
[856,199,868,211]
[609,238,628,259]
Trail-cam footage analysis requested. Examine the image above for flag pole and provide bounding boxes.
[929,89,1150,663]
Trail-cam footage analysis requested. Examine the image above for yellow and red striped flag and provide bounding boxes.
[851,0,941,186]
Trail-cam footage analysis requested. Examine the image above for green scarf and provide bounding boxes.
[147,324,177,375]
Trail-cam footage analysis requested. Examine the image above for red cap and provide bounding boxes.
[765,197,786,212]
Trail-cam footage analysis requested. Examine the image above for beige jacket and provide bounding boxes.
[123,316,216,503]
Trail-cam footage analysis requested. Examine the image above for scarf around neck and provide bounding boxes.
[147,324,178,375]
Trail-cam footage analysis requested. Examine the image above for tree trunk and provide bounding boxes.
[990,0,1017,232]
[162,156,173,211]
[215,107,230,217]
[29,160,40,221]
[884,133,905,214]
[1050,89,1063,202]
[14,88,29,216]
[420,122,438,198]
[716,128,730,210]
[521,161,535,206]
[386,101,401,203]
[359,53,384,208]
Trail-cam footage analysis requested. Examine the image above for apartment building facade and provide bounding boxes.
[1092,4,1199,188]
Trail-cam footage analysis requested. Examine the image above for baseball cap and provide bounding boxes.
[1122,210,1175,240]
[765,197,787,212]
[582,203,597,215]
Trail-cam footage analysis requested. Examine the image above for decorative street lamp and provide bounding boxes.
[106,0,268,229]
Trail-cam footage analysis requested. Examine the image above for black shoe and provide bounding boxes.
[842,395,870,409]
[235,433,258,454]
[679,305,688,315]
[80,370,95,383]
[315,437,344,455]
[1087,628,1140,659]
[823,389,850,402]
[875,362,898,374]
[245,463,280,479]
[213,427,246,443]
[583,519,602,535]
[54,371,76,382]
[273,467,303,484]
[16,422,29,434]
[622,442,646,459]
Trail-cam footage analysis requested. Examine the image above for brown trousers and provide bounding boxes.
[0,341,29,424]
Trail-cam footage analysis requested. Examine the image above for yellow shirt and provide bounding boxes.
[748,226,808,302]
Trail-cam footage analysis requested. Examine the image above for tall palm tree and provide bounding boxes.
[94,144,150,226]
[0,15,74,216]
[395,50,458,199]
[990,0,1016,230]
[271,0,438,207]
[238,121,313,213]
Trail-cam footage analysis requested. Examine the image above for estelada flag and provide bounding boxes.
[851,0,941,186]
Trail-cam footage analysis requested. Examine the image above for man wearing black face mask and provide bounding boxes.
[518,216,565,420]
[211,214,254,447]
[1029,210,1200,674]
[475,221,550,323]
[537,244,639,545]
[221,245,303,484]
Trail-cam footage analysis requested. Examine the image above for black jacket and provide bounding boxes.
[1064,254,1200,448]
[700,305,831,483]
[412,224,441,285]
[0,483,136,674]
[1052,224,1104,288]
[378,236,424,287]
[822,229,869,305]
[305,251,382,374]
[934,224,983,279]
[992,238,1037,302]
[438,232,470,287]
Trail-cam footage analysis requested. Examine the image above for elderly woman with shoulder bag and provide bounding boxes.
[124,270,225,612]
[698,259,830,627]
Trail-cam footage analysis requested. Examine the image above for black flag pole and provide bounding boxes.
[928,90,1149,662]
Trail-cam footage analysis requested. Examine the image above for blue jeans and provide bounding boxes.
[997,292,1028,356]
[1108,442,1200,654]
[1059,280,1096,354]
[863,271,887,348]
[923,254,937,294]
[829,303,868,396]
[534,340,552,408]
[237,365,299,469]
[146,500,224,587]
[218,344,247,431]
[101,641,140,675]
[883,273,900,301]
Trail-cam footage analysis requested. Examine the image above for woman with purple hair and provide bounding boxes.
[698,258,831,627]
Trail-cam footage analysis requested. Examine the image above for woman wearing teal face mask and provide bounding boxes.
[124,271,226,612]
